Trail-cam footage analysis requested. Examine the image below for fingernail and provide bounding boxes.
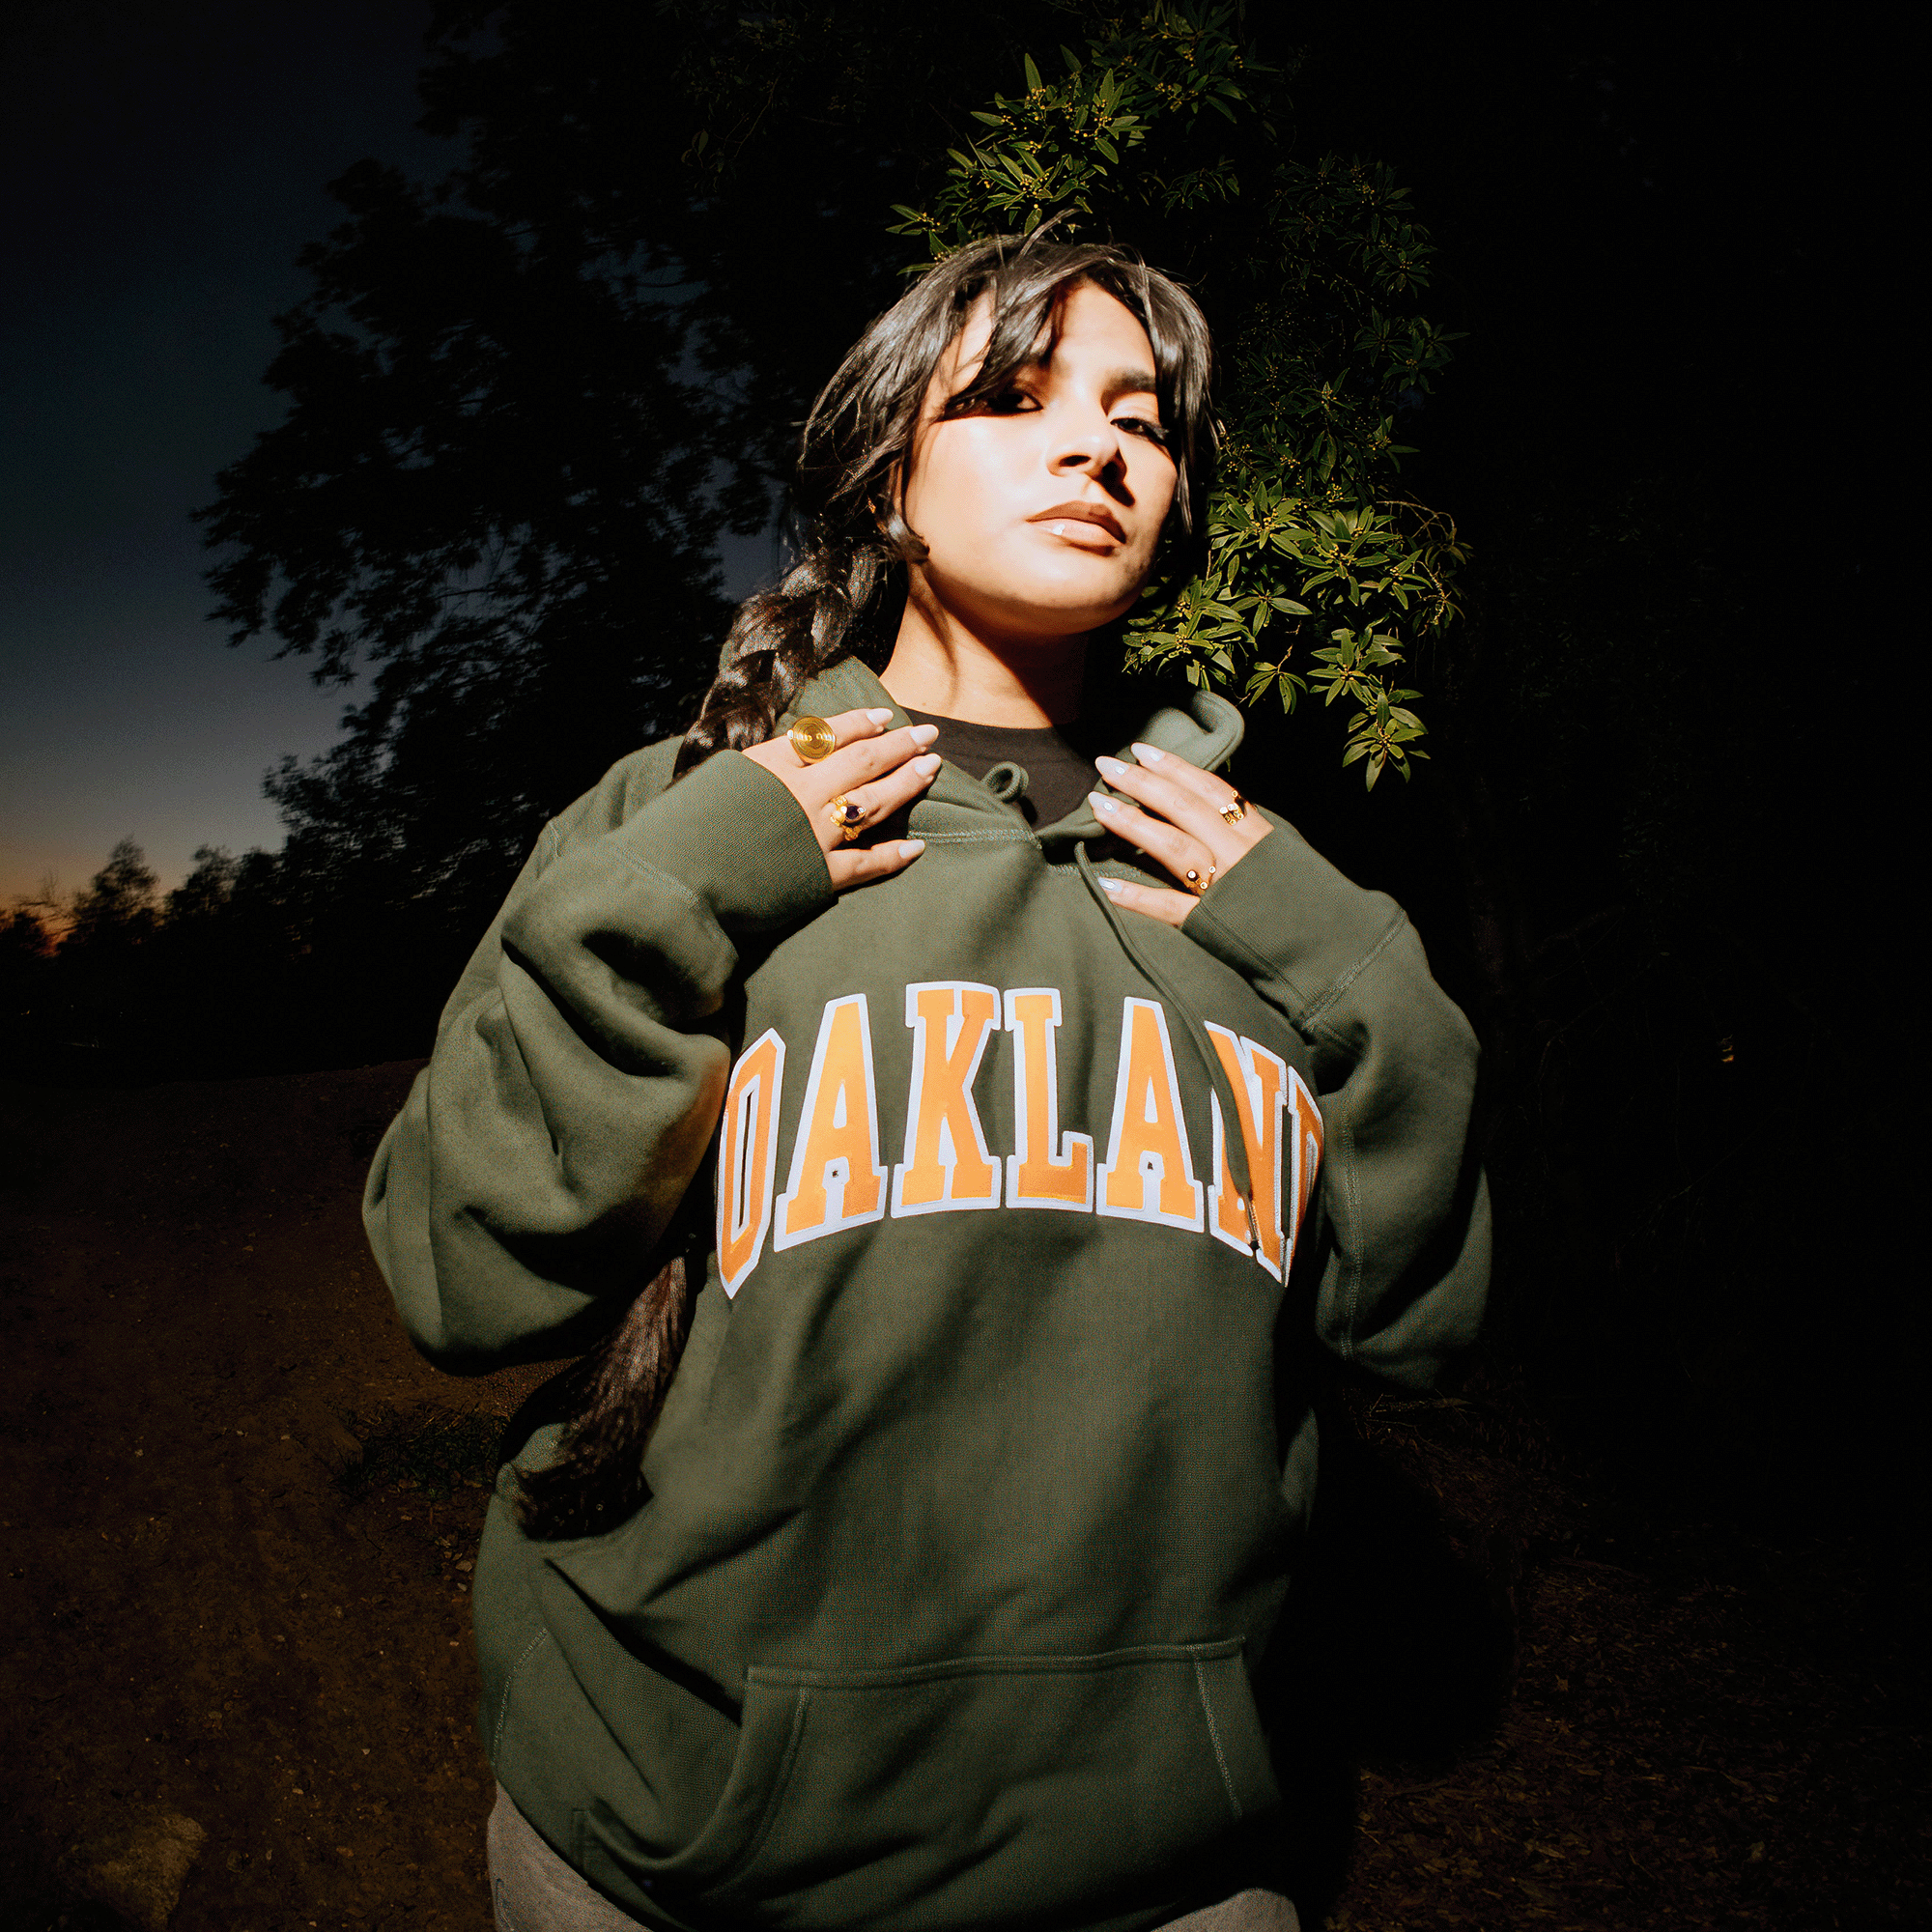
[1094,755,1128,779]
[899,839,926,859]
[909,723,940,746]
[867,708,894,724]
[912,753,941,776]
[1131,742,1165,765]
[1088,791,1120,815]
[1098,876,1126,894]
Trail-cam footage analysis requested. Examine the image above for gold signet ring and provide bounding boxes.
[827,794,867,841]
[788,716,838,764]
[1218,794,1248,826]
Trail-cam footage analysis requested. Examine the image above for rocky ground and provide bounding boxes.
[0,1063,1923,1931]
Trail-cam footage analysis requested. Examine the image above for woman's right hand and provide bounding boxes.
[741,707,940,889]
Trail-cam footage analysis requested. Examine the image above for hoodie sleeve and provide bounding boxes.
[1179,810,1490,1389]
[362,750,835,1372]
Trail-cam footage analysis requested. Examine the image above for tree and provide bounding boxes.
[164,845,241,923]
[197,0,1462,949]
[890,5,1464,783]
[0,903,57,1037]
[195,1,1078,910]
[62,838,158,956]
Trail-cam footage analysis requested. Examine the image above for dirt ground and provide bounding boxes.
[1,1063,1924,1931]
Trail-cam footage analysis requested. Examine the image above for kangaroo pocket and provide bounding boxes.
[616,1638,1279,1931]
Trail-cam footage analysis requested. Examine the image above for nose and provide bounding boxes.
[1048,408,1125,484]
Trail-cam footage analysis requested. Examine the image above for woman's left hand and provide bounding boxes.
[1086,744,1271,927]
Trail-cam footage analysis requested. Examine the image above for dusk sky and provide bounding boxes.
[1,0,771,908]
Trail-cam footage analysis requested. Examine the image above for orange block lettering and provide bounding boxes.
[894,981,1002,1214]
[1004,987,1094,1211]
[1285,1069,1323,1273]
[1205,1025,1289,1277]
[1097,997,1204,1231]
[775,994,886,1249]
[717,1029,785,1296]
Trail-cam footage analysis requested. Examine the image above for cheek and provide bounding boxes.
[906,424,1020,551]
[1135,454,1179,542]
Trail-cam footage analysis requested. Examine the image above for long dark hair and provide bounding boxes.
[672,230,1217,776]
[514,233,1217,1540]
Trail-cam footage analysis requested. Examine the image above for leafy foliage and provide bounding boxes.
[194,2,1086,912]
[179,0,1463,1068]
[890,4,1466,784]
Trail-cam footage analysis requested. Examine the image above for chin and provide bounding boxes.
[993,590,1139,640]
[924,551,1151,641]
[1007,561,1150,630]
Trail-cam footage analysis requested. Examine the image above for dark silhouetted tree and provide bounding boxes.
[63,838,158,955]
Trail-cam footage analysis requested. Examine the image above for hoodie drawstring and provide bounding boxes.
[1074,841,1265,1258]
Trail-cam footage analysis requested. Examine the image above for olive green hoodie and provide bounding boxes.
[364,654,1489,1931]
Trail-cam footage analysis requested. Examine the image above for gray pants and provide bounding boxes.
[489,1783,1299,1932]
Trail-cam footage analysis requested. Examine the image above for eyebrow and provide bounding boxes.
[1019,351,1161,404]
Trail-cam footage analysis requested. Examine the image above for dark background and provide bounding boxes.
[6,0,1910,1525]
[2,8,1917,1917]
[1,0,447,900]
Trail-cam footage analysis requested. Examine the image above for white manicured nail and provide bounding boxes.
[912,753,941,776]
[1089,791,1120,815]
[1094,755,1128,779]
[900,839,926,859]
[867,708,895,724]
[1131,742,1165,764]
[909,723,940,746]
[1099,876,1126,894]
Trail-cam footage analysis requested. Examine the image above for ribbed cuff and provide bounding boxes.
[611,750,834,936]
[1180,812,1406,1030]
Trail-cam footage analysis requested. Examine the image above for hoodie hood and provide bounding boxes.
[784,651,1244,847]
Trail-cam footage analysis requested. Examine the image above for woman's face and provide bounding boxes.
[898,280,1179,646]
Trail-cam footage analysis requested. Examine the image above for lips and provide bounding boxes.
[1029,500,1126,544]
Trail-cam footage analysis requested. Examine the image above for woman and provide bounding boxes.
[364,233,1490,1932]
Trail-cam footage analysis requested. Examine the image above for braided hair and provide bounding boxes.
[514,234,1217,1539]
[670,231,1218,778]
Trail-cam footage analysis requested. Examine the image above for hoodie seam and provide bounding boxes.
[607,846,707,918]
[494,1631,553,1770]
[1301,910,1411,1032]
[916,829,1040,847]
[1191,904,1409,1053]
[1192,1657,1244,1821]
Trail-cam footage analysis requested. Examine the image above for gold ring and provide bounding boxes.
[827,793,866,841]
[789,716,838,764]
[1218,794,1248,826]
[1183,865,1216,896]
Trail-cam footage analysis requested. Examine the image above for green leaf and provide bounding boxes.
[889,26,1461,799]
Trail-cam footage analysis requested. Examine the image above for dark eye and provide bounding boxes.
[1116,414,1171,448]
[951,384,1037,418]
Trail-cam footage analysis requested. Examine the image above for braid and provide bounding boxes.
[671,536,896,780]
